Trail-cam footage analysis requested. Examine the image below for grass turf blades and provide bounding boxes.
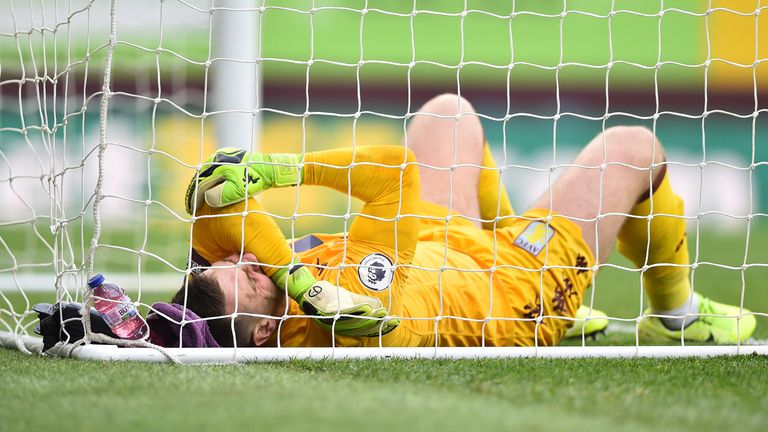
[1,348,766,432]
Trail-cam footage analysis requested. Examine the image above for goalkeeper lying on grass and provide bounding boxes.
[173,94,756,348]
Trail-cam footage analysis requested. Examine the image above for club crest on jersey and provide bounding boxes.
[358,253,394,292]
[514,222,555,256]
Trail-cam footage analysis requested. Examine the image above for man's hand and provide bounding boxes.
[298,280,399,337]
[186,148,301,214]
[274,265,399,338]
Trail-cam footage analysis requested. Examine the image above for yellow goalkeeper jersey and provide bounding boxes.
[190,146,594,347]
[279,207,593,347]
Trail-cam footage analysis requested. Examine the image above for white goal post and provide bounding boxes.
[1,0,766,364]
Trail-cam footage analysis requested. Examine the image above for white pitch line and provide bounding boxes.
[0,273,179,293]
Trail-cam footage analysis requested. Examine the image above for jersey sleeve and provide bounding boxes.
[298,146,421,318]
[190,198,295,280]
[192,146,420,327]
[303,146,420,254]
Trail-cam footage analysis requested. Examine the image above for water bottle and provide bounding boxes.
[87,274,148,340]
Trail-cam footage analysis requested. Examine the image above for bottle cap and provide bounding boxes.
[87,274,105,288]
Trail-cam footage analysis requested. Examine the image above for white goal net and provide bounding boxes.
[1,0,766,363]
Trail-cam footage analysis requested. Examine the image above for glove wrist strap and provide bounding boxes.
[268,153,302,187]
[271,263,315,301]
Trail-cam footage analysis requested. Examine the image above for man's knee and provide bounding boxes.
[407,93,484,158]
[419,93,477,117]
[599,126,664,168]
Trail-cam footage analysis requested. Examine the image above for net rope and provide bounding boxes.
[0,1,766,361]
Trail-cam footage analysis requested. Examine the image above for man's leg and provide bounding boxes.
[532,126,690,308]
[531,126,686,321]
[531,126,755,343]
[405,93,484,226]
[406,93,518,228]
[531,126,665,264]
[409,94,608,338]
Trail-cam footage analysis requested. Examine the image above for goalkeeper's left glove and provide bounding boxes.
[185,148,301,214]
[273,264,399,337]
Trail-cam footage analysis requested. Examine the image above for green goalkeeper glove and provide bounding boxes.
[185,148,301,214]
[273,264,399,338]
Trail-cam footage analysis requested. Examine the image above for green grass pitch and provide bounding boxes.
[1,349,767,432]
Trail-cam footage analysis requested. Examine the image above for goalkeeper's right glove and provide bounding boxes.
[273,264,399,338]
[186,148,301,215]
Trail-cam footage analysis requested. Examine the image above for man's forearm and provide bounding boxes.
[302,146,420,254]
[303,146,419,207]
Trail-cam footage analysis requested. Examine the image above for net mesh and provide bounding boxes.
[1,0,766,358]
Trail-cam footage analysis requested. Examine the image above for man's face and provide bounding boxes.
[206,252,285,319]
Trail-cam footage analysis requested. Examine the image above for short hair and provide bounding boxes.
[171,272,257,348]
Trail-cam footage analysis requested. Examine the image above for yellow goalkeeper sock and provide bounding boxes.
[478,144,516,230]
[617,165,692,314]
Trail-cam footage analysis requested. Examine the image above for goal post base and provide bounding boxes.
[2,331,767,364]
